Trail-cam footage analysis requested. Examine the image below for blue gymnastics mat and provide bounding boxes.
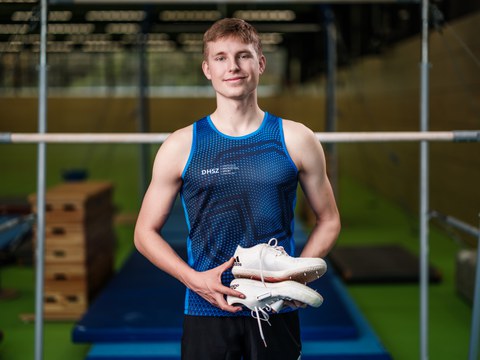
[73,201,391,359]
[0,215,31,252]
[72,248,357,343]
[80,262,391,359]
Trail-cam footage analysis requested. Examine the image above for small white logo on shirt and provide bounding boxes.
[201,164,239,176]
[201,168,219,175]
[220,164,239,175]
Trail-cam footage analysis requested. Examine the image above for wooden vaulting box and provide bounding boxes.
[29,181,115,320]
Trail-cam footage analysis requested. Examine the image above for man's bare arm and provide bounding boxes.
[134,127,244,312]
[283,120,341,258]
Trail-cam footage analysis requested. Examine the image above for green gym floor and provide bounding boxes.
[0,144,474,360]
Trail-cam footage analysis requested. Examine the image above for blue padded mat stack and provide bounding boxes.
[0,215,31,254]
[73,200,391,359]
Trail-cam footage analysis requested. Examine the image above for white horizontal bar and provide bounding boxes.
[3,133,171,144]
[1,131,479,144]
[315,131,480,143]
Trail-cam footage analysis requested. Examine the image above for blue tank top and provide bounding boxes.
[180,112,299,316]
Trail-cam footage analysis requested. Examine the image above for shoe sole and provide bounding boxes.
[232,264,326,284]
[228,278,323,308]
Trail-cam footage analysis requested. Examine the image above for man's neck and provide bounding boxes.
[210,97,264,137]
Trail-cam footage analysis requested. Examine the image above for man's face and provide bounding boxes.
[202,36,266,101]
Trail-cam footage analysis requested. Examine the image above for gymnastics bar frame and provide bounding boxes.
[3,131,479,360]
[2,131,479,144]
[23,0,478,359]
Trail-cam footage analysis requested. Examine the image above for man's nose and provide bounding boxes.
[228,58,240,71]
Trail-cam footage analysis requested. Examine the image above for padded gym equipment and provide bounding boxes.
[329,244,442,284]
[72,202,391,359]
[72,247,358,343]
[78,258,391,359]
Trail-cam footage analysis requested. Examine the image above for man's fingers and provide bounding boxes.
[215,282,245,299]
[218,257,235,272]
[194,258,246,311]
[215,293,243,313]
[225,287,245,299]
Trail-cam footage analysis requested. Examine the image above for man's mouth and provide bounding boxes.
[225,76,246,82]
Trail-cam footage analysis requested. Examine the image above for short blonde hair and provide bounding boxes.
[203,18,263,59]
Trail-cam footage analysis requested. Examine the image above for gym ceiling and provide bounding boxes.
[0,0,477,79]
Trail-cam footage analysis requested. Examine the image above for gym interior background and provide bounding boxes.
[0,1,479,359]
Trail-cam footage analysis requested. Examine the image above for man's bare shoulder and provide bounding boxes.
[152,125,193,177]
[166,125,193,144]
[282,119,317,145]
[282,119,323,170]
[160,125,193,154]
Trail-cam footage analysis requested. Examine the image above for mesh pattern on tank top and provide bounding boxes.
[181,112,298,316]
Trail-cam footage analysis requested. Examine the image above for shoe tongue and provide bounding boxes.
[266,243,285,255]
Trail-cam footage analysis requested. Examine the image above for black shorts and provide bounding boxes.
[181,311,301,360]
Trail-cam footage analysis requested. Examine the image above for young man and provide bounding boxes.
[134,18,340,359]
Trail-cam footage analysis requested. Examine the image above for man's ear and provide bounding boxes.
[258,55,266,75]
[202,60,212,80]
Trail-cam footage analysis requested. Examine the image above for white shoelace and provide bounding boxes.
[252,238,288,347]
[258,238,287,286]
[251,303,272,347]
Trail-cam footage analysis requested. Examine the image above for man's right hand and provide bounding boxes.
[184,257,246,313]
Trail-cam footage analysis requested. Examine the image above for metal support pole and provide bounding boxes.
[468,213,480,360]
[419,0,430,359]
[137,38,150,201]
[137,30,150,200]
[323,5,338,195]
[34,0,48,359]
[430,211,480,238]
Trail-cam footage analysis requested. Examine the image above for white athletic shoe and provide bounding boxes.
[227,278,323,309]
[227,278,323,347]
[232,238,327,284]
